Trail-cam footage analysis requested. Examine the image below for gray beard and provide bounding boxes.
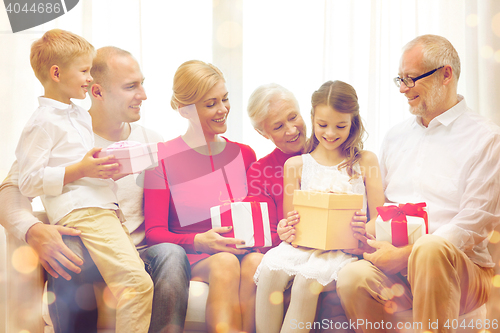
[409,83,446,119]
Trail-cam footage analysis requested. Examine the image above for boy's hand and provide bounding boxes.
[64,148,121,185]
[80,147,121,179]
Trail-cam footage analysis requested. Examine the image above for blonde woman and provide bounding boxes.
[144,60,260,333]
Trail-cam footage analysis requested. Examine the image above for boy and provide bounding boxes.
[15,29,153,333]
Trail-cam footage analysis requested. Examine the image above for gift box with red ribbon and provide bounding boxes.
[96,141,158,174]
[210,201,272,249]
[375,202,429,247]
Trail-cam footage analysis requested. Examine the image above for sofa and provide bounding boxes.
[1,213,500,333]
[0,211,209,333]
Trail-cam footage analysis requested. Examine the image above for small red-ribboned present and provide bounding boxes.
[210,201,271,249]
[375,202,429,247]
[96,141,158,174]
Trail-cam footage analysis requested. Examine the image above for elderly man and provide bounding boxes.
[337,35,500,333]
[0,46,190,333]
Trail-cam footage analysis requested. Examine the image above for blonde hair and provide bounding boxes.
[90,46,132,89]
[403,34,461,82]
[306,80,366,177]
[171,60,225,110]
[247,83,299,133]
[30,29,95,83]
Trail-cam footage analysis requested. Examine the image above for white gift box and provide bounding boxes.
[210,201,272,249]
[375,203,428,246]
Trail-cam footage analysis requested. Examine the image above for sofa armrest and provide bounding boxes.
[5,212,48,333]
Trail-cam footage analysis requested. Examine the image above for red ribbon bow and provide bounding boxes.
[376,203,428,247]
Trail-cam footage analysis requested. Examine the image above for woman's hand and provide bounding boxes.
[277,211,300,246]
[193,226,249,255]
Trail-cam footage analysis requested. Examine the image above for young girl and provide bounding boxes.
[254,80,384,333]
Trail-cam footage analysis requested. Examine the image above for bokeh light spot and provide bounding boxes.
[481,45,494,59]
[43,291,56,305]
[492,12,500,37]
[122,287,137,301]
[102,286,117,309]
[308,281,323,295]
[488,230,500,243]
[391,283,405,297]
[384,300,397,314]
[492,275,500,288]
[269,291,283,305]
[75,284,97,311]
[216,322,229,333]
[12,245,39,274]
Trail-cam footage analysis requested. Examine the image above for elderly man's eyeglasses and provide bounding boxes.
[393,66,444,88]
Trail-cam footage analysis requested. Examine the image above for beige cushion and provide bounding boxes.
[184,281,209,332]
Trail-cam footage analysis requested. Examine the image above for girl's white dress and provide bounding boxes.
[254,153,366,286]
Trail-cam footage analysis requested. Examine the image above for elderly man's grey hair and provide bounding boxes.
[403,34,461,82]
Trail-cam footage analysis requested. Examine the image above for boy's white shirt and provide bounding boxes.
[1,121,163,246]
[15,97,118,224]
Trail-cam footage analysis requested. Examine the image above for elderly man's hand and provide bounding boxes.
[343,231,376,256]
[363,239,412,275]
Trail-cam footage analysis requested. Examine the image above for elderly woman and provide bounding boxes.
[246,83,307,234]
[247,83,363,333]
[144,60,262,333]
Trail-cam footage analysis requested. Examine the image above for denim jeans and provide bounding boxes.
[48,236,191,333]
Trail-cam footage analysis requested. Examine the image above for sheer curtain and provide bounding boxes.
[1,0,500,174]
[242,0,500,157]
